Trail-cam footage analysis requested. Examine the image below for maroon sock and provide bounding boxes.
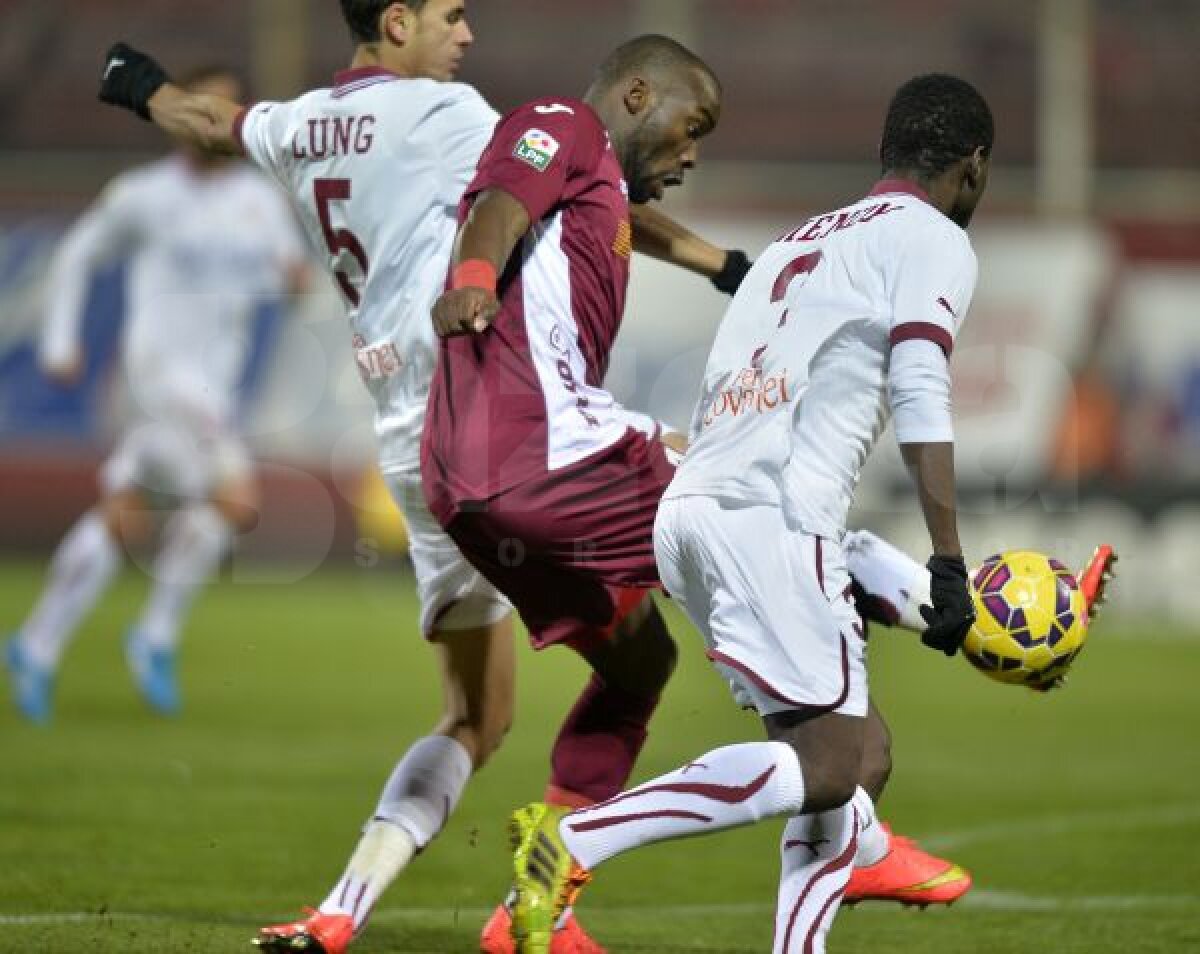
[546,673,660,805]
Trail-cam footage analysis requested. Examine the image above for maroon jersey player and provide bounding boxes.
[424,23,718,901]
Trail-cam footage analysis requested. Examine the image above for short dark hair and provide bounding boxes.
[880,73,994,178]
[339,0,428,45]
[590,34,718,97]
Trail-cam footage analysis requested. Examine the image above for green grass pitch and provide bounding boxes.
[1,559,1198,953]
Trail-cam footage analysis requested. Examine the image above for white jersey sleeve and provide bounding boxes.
[41,172,147,370]
[885,220,977,444]
[420,84,502,206]
[235,101,291,184]
[886,220,977,356]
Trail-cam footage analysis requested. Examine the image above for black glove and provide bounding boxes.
[98,43,170,120]
[919,554,975,656]
[711,249,752,295]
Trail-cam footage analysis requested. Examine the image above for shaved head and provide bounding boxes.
[588,34,719,101]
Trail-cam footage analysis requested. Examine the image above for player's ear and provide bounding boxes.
[382,2,412,46]
[964,147,987,190]
[623,77,653,118]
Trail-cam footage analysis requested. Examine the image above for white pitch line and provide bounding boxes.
[918,801,1200,852]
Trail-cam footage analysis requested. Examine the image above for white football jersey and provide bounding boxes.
[666,180,979,538]
[236,68,500,474]
[41,156,305,428]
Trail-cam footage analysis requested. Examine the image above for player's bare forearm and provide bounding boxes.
[432,191,529,336]
[147,84,243,156]
[900,441,962,557]
[452,189,532,273]
[629,204,725,277]
[139,84,240,156]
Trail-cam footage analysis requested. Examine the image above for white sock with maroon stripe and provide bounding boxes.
[772,803,857,954]
[319,820,416,930]
[560,741,806,871]
[843,529,930,632]
[319,736,472,930]
[850,787,889,867]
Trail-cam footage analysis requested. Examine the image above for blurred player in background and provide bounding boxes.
[4,66,310,725]
[504,73,996,954]
[98,6,752,954]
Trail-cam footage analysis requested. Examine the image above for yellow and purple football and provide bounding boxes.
[964,550,1088,689]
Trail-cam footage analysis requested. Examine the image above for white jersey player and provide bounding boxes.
[5,68,309,724]
[506,75,995,954]
[236,71,509,635]
[662,176,979,712]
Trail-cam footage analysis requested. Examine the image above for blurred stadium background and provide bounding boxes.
[2,4,1199,952]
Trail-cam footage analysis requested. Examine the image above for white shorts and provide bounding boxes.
[384,472,512,636]
[101,417,251,506]
[654,496,868,718]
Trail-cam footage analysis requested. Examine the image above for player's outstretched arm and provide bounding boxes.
[432,189,531,337]
[629,203,752,295]
[900,441,975,657]
[98,43,242,155]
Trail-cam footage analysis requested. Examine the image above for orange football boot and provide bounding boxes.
[1031,544,1118,691]
[844,825,971,907]
[480,904,606,954]
[254,908,355,954]
[1078,544,1117,622]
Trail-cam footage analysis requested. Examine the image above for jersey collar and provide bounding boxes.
[868,178,932,205]
[333,66,398,87]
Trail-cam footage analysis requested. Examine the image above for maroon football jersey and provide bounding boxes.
[423,97,654,524]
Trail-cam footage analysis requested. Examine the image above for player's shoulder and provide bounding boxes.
[505,96,598,130]
[434,80,493,109]
[877,195,975,266]
[100,156,184,205]
[115,156,179,188]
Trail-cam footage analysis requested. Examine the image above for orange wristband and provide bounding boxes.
[451,258,498,292]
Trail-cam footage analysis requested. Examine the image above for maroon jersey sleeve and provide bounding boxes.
[464,98,604,224]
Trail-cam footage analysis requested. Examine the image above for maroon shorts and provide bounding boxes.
[441,431,674,651]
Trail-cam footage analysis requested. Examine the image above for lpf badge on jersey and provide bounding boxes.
[513,128,560,171]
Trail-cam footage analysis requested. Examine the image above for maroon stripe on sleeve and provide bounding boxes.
[232,105,251,156]
[889,322,953,357]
